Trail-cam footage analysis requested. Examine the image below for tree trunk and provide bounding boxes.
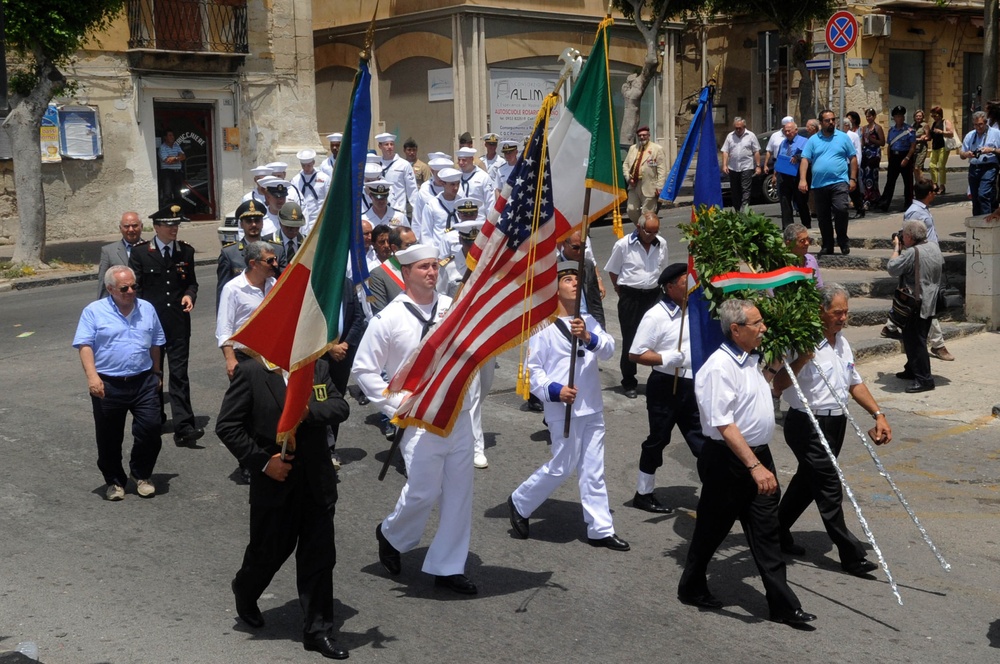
[984,0,998,103]
[4,56,64,268]
[619,0,667,145]
[796,60,813,122]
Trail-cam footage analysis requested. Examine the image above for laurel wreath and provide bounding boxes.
[679,206,824,363]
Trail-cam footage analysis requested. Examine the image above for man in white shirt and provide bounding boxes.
[455,147,495,219]
[375,132,418,218]
[627,263,708,514]
[260,179,290,238]
[678,299,816,628]
[488,140,519,198]
[507,262,628,551]
[362,179,405,229]
[264,162,300,206]
[418,167,462,254]
[763,116,794,176]
[319,132,341,178]
[353,243,481,595]
[412,157,453,229]
[290,149,329,235]
[216,240,277,380]
[772,285,891,578]
[721,117,762,210]
[604,211,669,398]
[480,132,501,173]
[242,166,272,206]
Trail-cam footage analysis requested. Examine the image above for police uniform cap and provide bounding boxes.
[438,167,462,183]
[428,157,454,170]
[366,179,392,198]
[265,161,288,172]
[278,202,305,226]
[266,179,292,195]
[658,262,688,286]
[452,219,483,241]
[500,140,519,153]
[455,197,482,215]
[482,132,499,144]
[235,199,266,220]
[891,105,906,117]
[396,243,439,265]
[296,149,317,163]
[375,132,396,144]
[250,165,273,177]
[326,132,343,143]
[150,204,187,225]
[456,147,477,159]
[556,261,579,277]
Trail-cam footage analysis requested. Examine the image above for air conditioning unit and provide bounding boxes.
[862,14,891,37]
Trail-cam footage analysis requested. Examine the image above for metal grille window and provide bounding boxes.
[127,0,249,54]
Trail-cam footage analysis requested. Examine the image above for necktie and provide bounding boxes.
[631,145,645,182]
[287,240,296,259]
[461,175,472,197]
[302,173,318,199]
[402,302,438,339]
[163,245,171,260]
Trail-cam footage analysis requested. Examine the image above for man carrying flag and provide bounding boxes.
[352,243,481,596]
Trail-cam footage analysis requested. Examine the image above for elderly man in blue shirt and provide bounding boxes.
[960,110,1000,215]
[74,265,166,501]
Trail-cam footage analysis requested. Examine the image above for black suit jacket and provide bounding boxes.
[215,357,347,508]
[129,239,199,339]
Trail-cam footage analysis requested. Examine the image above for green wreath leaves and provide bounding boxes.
[679,206,824,364]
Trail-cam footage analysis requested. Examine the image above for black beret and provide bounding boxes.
[658,262,687,286]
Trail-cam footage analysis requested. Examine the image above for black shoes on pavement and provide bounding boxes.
[434,574,478,595]
[631,491,673,514]
[231,580,264,629]
[303,635,349,660]
[507,495,529,539]
[375,524,401,576]
[587,534,630,551]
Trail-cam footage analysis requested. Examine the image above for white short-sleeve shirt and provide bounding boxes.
[695,342,775,447]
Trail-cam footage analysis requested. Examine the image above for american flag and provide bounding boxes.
[387,102,568,436]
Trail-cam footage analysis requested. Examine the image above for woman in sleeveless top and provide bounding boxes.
[861,108,886,207]
[927,106,953,194]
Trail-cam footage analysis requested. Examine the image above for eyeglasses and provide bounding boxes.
[738,318,765,328]
[263,257,278,265]
[118,284,138,293]
[567,244,582,251]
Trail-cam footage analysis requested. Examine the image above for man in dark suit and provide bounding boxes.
[97,211,143,299]
[216,356,349,660]
[130,205,203,445]
[217,200,285,309]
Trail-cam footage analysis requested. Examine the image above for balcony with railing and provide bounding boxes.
[126,0,248,71]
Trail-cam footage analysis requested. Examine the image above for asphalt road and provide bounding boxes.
[2,221,999,663]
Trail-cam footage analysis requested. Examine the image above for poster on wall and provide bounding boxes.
[428,68,453,102]
[488,69,564,144]
[58,106,103,159]
[40,104,61,163]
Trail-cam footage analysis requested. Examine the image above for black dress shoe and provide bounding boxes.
[376,524,401,576]
[624,388,638,399]
[855,209,866,218]
[174,427,205,446]
[231,580,264,629]
[357,393,370,406]
[303,635,349,660]
[587,534,630,551]
[381,422,397,441]
[771,608,817,629]
[905,381,935,393]
[526,396,544,412]
[677,588,723,609]
[507,494,529,539]
[819,248,834,256]
[434,574,478,595]
[895,370,915,379]
[632,491,674,514]
[842,559,879,577]
[840,246,851,255]
[881,326,903,340]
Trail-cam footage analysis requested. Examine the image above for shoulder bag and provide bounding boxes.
[888,246,921,328]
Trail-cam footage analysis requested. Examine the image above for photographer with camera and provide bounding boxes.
[960,110,1000,215]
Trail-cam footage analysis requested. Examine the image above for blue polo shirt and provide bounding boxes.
[73,297,166,376]
[802,130,856,189]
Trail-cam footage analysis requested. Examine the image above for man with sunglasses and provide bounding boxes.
[74,265,166,501]
[130,205,203,446]
[217,241,279,380]
[217,200,286,309]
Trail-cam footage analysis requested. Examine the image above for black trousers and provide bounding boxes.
[91,371,162,486]
[902,315,933,386]
[327,348,357,444]
[729,169,754,210]
[778,409,866,565]
[161,333,195,434]
[881,151,913,210]
[814,182,850,252]
[777,173,811,228]
[640,372,708,466]
[679,442,801,615]
[617,286,660,390]
[233,487,337,639]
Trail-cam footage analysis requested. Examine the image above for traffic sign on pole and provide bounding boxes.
[825,11,859,55]
[805,59,831,70]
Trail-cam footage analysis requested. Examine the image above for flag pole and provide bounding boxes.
[672,295,688,395]
[564,188,593,437]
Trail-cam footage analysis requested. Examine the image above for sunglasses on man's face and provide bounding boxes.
[118,284,138,293]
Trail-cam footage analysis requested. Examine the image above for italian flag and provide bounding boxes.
[547,17,627,236]
[710,266,815,293]
[230,56,371,446]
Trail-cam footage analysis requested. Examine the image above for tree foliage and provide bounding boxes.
[680,206,824,363]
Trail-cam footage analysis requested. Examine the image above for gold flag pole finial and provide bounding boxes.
[362,0,380,60]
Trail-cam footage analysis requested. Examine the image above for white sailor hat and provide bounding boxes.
[365,179,392,198]
[366,153,381,164]
[364,163,383,179]
[374,132,396,144]
[395,243,439,265]
[454,197,483,215]
[265,161,288,172]
[326,132,343,143]
[257,175,279,188]
[781,115,795,126]
[456,147,477,159]
[437,167,462,183]
[452,219,484,241]
[500,140,519,153]
[427,151,449,161]
[250,165,273,177]
[296,149,317,163]
[428,157,454,171]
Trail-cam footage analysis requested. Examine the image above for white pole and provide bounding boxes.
[839,53,846,120]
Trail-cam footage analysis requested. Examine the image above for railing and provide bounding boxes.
[127,0,248,54]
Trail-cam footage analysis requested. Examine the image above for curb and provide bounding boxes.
[0,257,218,292]
[852,321,985,362]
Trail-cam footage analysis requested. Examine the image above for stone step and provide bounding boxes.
[819,268,965,298]
[814,248,966,275]
[840,235,966,254]
[843,296,966,327]
[844,321,986,363]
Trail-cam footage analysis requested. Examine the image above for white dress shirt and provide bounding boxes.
[696,341,775,447]
[629,299,691,376]
[215,272,276,347]
[782,334,862,413]
[721,130,762,172]
[603,232,668,288]
[380,154,419,215]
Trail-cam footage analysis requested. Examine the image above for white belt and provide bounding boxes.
[795,407,843,417]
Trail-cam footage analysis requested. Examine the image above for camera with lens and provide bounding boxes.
[973,148,984,159]
[891,231,899,242]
